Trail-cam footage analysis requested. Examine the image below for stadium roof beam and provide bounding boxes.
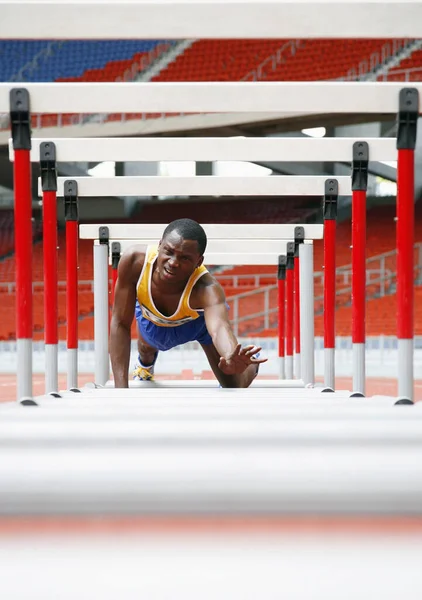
[0,1,421,39]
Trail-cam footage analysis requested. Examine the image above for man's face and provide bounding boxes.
[156,230,203,284]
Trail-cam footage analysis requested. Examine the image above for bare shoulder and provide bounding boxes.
[118,244,147,285]
[191,272,225,308]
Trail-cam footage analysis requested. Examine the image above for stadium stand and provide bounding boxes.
[1,38,417,86]
[152,39,392,83]
[0,40,167,82]
[383,48,422,81]
[104,38,405,122]
[0,210,43,260]
[2,38,422,130]
[152,40,290,82]
[0,210,16,257]
[0,232,92,283]
[221,203,422,280]
[254,39,395,81]
[1,38,422,343]
[134,198,317,225]
[56,41,172,82]
[315,288,422,337]
[0,41,51,81]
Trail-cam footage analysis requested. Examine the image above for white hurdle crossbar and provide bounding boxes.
[107,241,304,266]
[80,224,324,242]
[80,224,322,388]
[11,137,398,163]
[2,82,422,114]
[104,240,291,260]
[43,176,352,198]
[1,1,421,40]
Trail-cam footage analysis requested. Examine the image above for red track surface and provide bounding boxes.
[1,515,422,536]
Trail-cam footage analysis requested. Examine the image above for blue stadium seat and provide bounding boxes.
[0,41,50,81]
[0,40,166,82]
[29,40,164,81]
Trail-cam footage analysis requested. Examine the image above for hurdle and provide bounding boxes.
[0,398,421,517]
[23,136,388,391]
[22,135,396,392]
[19,134,411,395]
[4,409,422,444]
[3,81,421,400]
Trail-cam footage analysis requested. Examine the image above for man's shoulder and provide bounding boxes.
[191,272,225,308]
[196,271,219,289]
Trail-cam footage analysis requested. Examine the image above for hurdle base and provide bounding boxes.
[285,355,293,380]
[294,352,301,379]
[17,338,32,401]
[67,348,78,390]
[398,339,414,402]
[45,343,58,395]
[352,342,365,396]
[278,356,285,380]
[19,398,38,406]
[324,347,335,391]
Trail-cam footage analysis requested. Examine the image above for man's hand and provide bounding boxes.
[218,344,267,375]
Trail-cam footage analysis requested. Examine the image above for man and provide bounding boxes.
[110,218,266,388]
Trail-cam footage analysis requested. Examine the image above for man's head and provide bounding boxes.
[156,219,207,284]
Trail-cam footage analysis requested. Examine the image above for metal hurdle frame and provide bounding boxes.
[4,82,421,400]
[31,137,407,393]
[52,173,341,393]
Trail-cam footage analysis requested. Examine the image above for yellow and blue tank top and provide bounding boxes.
[136,245,208,328]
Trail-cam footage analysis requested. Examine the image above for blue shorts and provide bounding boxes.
[135,300,213,351]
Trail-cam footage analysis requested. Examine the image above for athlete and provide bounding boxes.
[110,218,267,388]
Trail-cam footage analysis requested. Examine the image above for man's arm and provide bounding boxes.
[201,282,267,375]
[109,250,139,388]
[203,286,238,359]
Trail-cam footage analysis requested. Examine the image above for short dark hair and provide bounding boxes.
[162,218,207,255]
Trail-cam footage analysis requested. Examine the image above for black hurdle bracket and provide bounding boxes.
[278,255,287,280]
[294,226,305,258]
[111,241,121,269]
[99,226,109,245]
[40,141,57,192]
[397,88,419,150]
[20,399,38,406]
[323,178,338,220]
[9,88,31,150]
[352,141,369,192]
[286,241,295,270]
[64,180,79,222]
